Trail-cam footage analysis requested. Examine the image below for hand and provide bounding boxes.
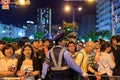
[37,78,41,80]
[8,65,16,72]
[82,72,88,77]
[94,71,101,76]
[27,71,33,77]
[5,71,14,76]
[96,75,101,80]
[20,76,25,80]
[41,75,45,80]
[21,71,29,78]
[94,72,101,80]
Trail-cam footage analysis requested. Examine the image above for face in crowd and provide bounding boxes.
[85,41,95,54]
[67,42,75,54]
[2,44,15,58]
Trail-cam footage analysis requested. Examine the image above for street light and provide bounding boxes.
[0,0,30,9]
[15,0,30,6]
[65,5,82,32]
[65,0,118,36]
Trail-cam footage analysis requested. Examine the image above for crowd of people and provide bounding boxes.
[0,32,120,80]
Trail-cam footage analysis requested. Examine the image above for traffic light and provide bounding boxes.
[1,0,10,10]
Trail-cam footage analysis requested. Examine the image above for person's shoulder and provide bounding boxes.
[117,45,120,49]
[0,58,4,61]
[75,51,84,57]
[102,53,110,58]
[12,58,18,61]
[63,48,70,54]
[15,48,22,55]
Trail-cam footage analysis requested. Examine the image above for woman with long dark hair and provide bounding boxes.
[97,41,115,80]
[17,44,40,80]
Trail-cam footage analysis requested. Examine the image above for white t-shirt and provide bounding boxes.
[0,58,18,71]
[97,52,115,76]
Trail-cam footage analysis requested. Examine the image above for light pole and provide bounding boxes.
[65,0,117,35]
[72,8,75,32]
[1,0,30,9]
[65,5,82,32]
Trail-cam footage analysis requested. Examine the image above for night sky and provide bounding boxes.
[0,0,96,25]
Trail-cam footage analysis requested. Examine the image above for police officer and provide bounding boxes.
[41,32,88,80]
[68,32,81,52]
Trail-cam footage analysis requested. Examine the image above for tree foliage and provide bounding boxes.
[33,32,44,39]
[2,37,19,43]
[62,21,79,38]
[80,30,112,41]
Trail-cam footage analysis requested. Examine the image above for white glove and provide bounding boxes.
[41,75,45,79]
[37,78,41,80]
[82,72,88,77]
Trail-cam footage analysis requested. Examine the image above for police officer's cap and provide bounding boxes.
[53,32,64,44]
[68,32,77,38]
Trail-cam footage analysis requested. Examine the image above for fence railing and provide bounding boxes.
[0,77,20,80]
[0,74,120,80]
[88,74,120,78]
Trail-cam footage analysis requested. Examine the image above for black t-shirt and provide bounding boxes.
[17,57,40,71]
[111,45,120,68]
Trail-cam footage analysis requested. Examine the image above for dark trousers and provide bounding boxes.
[49,69,72,80]
[70,69,79,80]
[87,71,96,80]
[101,73,109,80]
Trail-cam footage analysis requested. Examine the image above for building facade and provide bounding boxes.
[96,0,120,35]
[37,7,52,38]
[25,21,37,39]
[0,23,25,39]
[77,15,96,37]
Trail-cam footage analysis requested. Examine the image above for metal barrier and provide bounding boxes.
[88,74,120,78]
[0,75,120,80]
[80,74,120,80]
[0,77,36,80]
[0,77,20,80]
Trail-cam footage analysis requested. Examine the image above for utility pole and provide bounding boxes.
[49,9,52,38]
[73,8,75,32]
[111,0,115,36]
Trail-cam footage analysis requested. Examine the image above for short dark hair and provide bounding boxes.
[43,39,50,43]
[94,40,99,43]
[67,41,75,47]
[116,35,120,42]
[110,36,117,44]
[18,37,29,48]
[0,40,6,45]
[2,44,15,56]
[100,41,111,52]
[31,39,39,44]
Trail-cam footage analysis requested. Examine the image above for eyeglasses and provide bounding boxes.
[24,49,31,51]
